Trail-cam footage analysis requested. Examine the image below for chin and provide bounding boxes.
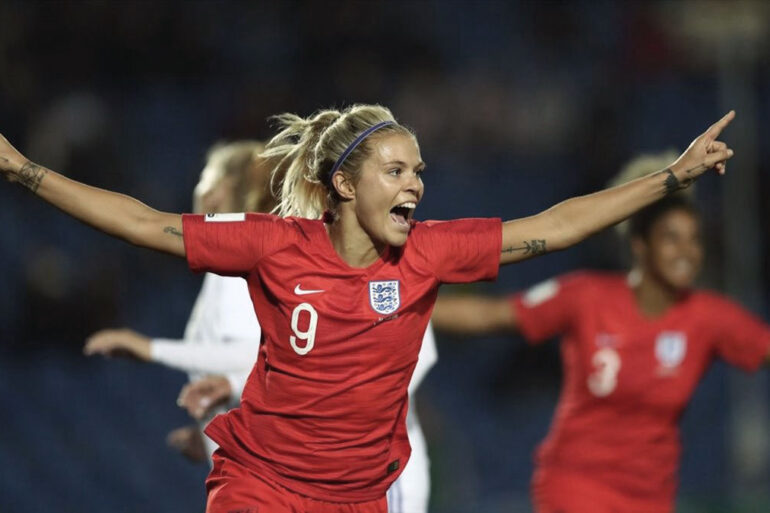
[387,233,409,247]
[665,276,695,292]
[381,226,410,247]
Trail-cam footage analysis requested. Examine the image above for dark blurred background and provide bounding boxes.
[1,1,769,512]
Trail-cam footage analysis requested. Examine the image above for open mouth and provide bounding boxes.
[389,202,416,230]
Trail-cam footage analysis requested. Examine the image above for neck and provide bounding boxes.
[326,213,386,268]
[629,267,682,318]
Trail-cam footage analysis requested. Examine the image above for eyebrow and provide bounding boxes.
[383,160,426,169]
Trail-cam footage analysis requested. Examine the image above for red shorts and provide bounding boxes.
[531,468,672,513]
[206,450,387,513]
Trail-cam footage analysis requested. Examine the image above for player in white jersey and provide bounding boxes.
[85,140,275,463]
[386,323,436,513]
[179,323,438,513]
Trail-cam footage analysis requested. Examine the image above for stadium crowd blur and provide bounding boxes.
[1,1,769,512]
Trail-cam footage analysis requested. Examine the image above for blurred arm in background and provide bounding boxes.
[432,295,518,336]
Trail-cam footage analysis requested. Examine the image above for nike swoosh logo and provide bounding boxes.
[294,284,324,295]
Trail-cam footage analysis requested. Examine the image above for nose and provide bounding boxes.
[404,170,423,198]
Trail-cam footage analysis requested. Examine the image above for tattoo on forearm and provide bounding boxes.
[17,161,48,193]
[502,239,547,256]
[661,167,694,195]
[164,226,183,237]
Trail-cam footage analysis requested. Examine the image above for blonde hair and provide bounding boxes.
[261,104,414,219]
[607,149,693,236]
[194,140,277,213]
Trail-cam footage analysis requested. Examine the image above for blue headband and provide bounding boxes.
[327,121,395,188]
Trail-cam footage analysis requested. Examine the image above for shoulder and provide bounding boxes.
[407,217,501,246]
[410,217,501,232]
[283,216,322,231]
[186,212,308,234]
[536,270,625,306]
[676,290,768,334]
[685,289,745,316]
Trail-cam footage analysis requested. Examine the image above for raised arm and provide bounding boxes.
[432,295,518,335]
[0,134,185,257]
[500,111,735,264]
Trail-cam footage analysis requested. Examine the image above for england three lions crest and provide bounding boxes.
[369,280,400,315]
[655,331,687,369]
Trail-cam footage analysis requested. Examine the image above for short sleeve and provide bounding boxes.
[512,272,588,344]
[707,296,770,372]
[411,218,501,284]
[182,213,297,276]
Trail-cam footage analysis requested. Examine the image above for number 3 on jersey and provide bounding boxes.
[587,347,621,397]
[290,303,318,355]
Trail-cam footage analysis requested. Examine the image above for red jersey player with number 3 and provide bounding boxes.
[432,154,770,513]
[0,105,735,513]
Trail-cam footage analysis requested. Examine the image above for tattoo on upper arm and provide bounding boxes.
[661,167,694,195]
[164,226,183,238]
[17,161,48,193]
[502,239,547,256]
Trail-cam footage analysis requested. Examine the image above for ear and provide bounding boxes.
[332,172,356,201]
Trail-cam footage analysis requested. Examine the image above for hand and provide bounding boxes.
[669,111,735,187]
[83,328,152,361]
[166,425,207,464]
[177,375,233,420]
[0,133,28,179]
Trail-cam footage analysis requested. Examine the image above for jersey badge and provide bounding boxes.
[655,331,687,369]
[369,280,400,315]
[204,212,246,222]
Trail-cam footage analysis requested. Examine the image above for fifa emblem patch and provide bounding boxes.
[655,331,687,368]
[369,280,400,315]
[204,212,246,222]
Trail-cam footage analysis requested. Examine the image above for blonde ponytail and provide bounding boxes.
[262,104,413,219]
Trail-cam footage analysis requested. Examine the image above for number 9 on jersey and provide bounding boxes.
[290,303,318,355]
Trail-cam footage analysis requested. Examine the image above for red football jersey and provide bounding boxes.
[512,272,770,512]
[182,213,501,502]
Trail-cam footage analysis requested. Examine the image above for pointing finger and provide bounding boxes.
[706,110,735,139]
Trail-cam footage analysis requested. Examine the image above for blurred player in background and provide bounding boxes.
[431,150,770,513]
[178,323,439,513]
[84,141,274,463]
[0,104,734,513]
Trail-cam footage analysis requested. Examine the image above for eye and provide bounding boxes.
[415,168,425,178]
[388,168,401,176]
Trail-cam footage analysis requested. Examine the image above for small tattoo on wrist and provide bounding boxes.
[662,167,695,195]
[17,161,48,193]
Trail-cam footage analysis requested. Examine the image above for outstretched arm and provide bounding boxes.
[500,111,735,264]
[84,328,259,375]
[432,295,518,335]
[0,134,185,257]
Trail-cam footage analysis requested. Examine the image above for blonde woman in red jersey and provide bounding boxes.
[0,106,734,513]
[431,152,770,513]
